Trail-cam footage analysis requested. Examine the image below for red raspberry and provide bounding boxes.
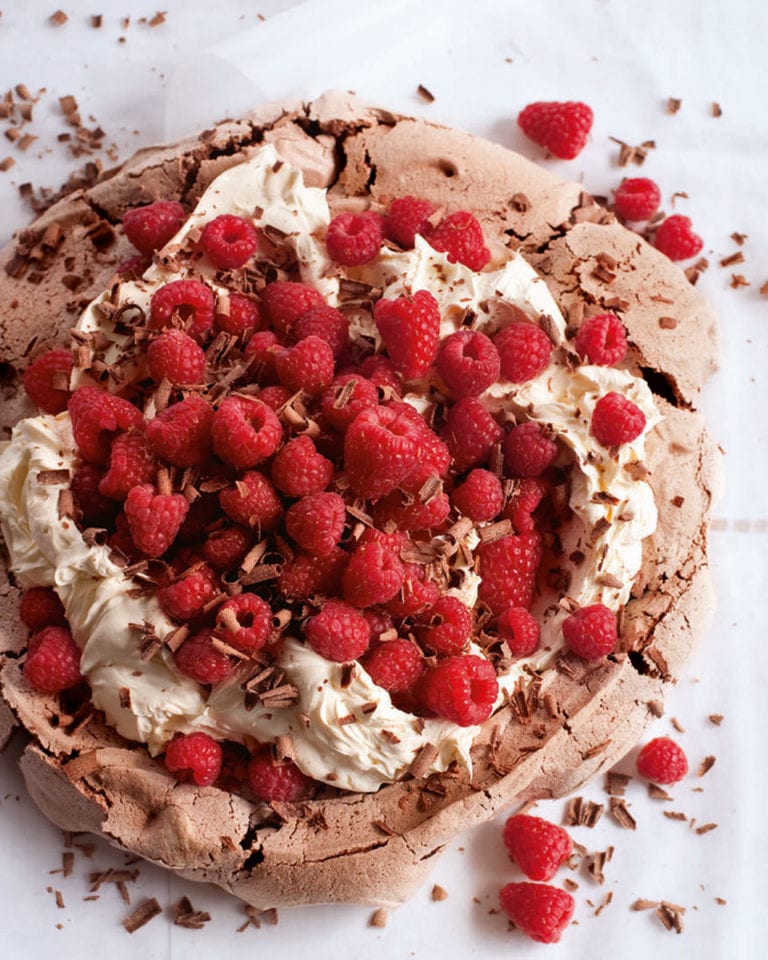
[124,482,189,558]
[653,213,704,261]
[19,587,67,631]
[384,196,436,249]
[248,749,311,803]
[418,596,472,656]
[146,395,214,467]
[495,322,552,383]
[23,626,82,693]
[261,281,325,339]
[635,736,689,784]
[499,882,574,944]
[214,293,263,339]
[325,211,383,266]
[591,391,646,446]
[451,468,503,522]
[443,397,503,471]
[304,600,371,662]
[613,177,661,221]
[211,396,282,470]
[164,732,222,787]
[275,335,335,396]
[109,511,142,562]
[122,200,185,256]
[23,349,73,414]
[373,463,450,533]
[175,629,233,685]
[219,471,283,531]
[146,329,206,385]
[436,330,500,398]
[158,563,219,622]
[384,564,440,618]
[286,492,347,557]
[71,463,117,526]
[150,279,215,342]
[477,531,542,614]
[425,211,490,271]
[387,401,451,477]
[293,304,350,358]
[573,313,627,366]
[342,540,405,608]
[215,594,272,654]
[257,385,292,411]
[321,374,379,432]
[362,639,425,693]
[278,547,348,601]
[67,386,144,465]
[244,330,280,382]
[562,603,617,659]
[99,431,157,500]
[497,607,540,656]
[420,655,498,726]
[517,100,593,160]
[503,814,573,881]
[503,421,558,478]
[374,289,440,381]
[271,436,333,497]
[344,405,420,499]
[200,214,258,269]
[202,526,251,571]
[358,527,412,553]
[505,477,546,534]
[358,354,401,394]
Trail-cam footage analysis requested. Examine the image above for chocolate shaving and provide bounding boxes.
[720,250,745,267]
[585,846,614,885]
[122,898,162,933]
[369,907,388,928]
[609,797,637,829]
[240,563,282,586]
[340,662,356,688]
[563,796,604,828]
[37,468,70,485]
[381,729,401,745]
[658,316,678,329]
[478,519,512,543]
[337,714,358,726]
[431,884,449,901]
[648,783,673,801]
[730,273,750,288]
[582,738,612,760]
[410,742,439,778]
[663,811,687,822]
[417,84,435,103]
[655,901,685,934]
[697,755,716,777]
[58,488,76,520]
[118,687,132,709]
[708,713,724,726]
[372,819,396,837]
[164,624,190,653]
[666,97,682,114]
[696,823,718,835]
[62,851,74,878]
[711,101,722,118]
[174,896,211,929]
[632,897,659,911]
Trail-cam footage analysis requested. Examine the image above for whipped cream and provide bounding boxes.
[0,145,659,793]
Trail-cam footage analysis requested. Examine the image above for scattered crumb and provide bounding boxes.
[609,797,636,830]
[648,783,673,801]
[670,717,685,733]
[730,274,750,289]
[90,14,102,28]
[631,898,659,911]
[593,891,613,916]
[563,796,604,828]
[122,898,162,933]
[759,281,768,296]
[416,84,435,104]
[719,251,745,267]
[431,884,448,902]
[697,755,716,777]
[695,823,719,835]
[715,897,727,906]
[663,810,687,822]
[666,97,682,114]
[708,714,724,726]
[604,771,631,797]
[712,102,722,118]
[0,156,15,171]
[655,900,686,934]
[730,233,747,246]
[173,896,211,929]
[369,907,388,928]
[50,10,68,26]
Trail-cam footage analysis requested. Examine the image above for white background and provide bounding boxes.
[0,1,766,957]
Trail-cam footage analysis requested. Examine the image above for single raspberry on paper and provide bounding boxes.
[517,100,593,160]
[23,348,73,414]
[374,289,441,381]
[653,213,704,261]
[122,200,185,255]
[499,882,575,944]
[164,732,222,787]
[613,177,661,221]
[636,736,689,784]
[502,814,573,882]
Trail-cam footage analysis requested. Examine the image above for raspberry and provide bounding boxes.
[261,281,325,339]
[517,100,593,160]
[116,254,150,279]
[420,655,498,726]
[373,463,450,533]
[158,563,219,622]
[477,531,542,613]
[109,511,142,562]
[257,385,292,411]
[202,526,251,571]
[23,626,82,693]
[150,279,215,342]
[23,348,73,414]
[293,304,350,358]
[124,481,189,558]
[174,629,233,685]
[321,373,379,432]
[362,639,424,693]
[342,540,405,608]
[271,435,333,497]
[215,293,263,339]
[384,564,440,618]
[99,431,157,500]
[325,211,383,266]
[573,313,627,366]
[374,289,440,381]
[146,329,206,385]
[304,600,371,662]
[278,547,347,601]
[164,732,222,787]
[215,594,272,653]
[358,354,401,394]
[275,335,335,396]
[653,213,704,261]
[248,749,311,803]
[613,177,661,221]
[122,200,185,256]
[499,882,574,944]
[387,401,451,476]
[494,322,553,383]
[19,587,67,631]
[67,386,144,465]
[146,395,214,467]
[211,396,282,470]
[425,211,490,271]
[384,196,436,248]
[418,596,472,656]
[443,397,504,471]
[200,214,258,269]
[505,477,546,534]
[562,603,617,659]
[219,471,283,531]
[244,330,280,383]
[503,421,558,477]
[503,814,573,882]
[286,492,347,557]
[591,391,646,446]
[635,736,689,784]
[497,607,540,656]
[436,330,500,398]
[344,405,420,499]
[451,468,503,522]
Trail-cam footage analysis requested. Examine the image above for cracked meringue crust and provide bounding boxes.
[0,92,719,909]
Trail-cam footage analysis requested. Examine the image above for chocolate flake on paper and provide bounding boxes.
[121,897,162,933]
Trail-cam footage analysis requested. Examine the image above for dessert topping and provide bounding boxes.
[636,736,689,784]
[502,813,574,882]
[499,881,575,943]
[517,100,594,160]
